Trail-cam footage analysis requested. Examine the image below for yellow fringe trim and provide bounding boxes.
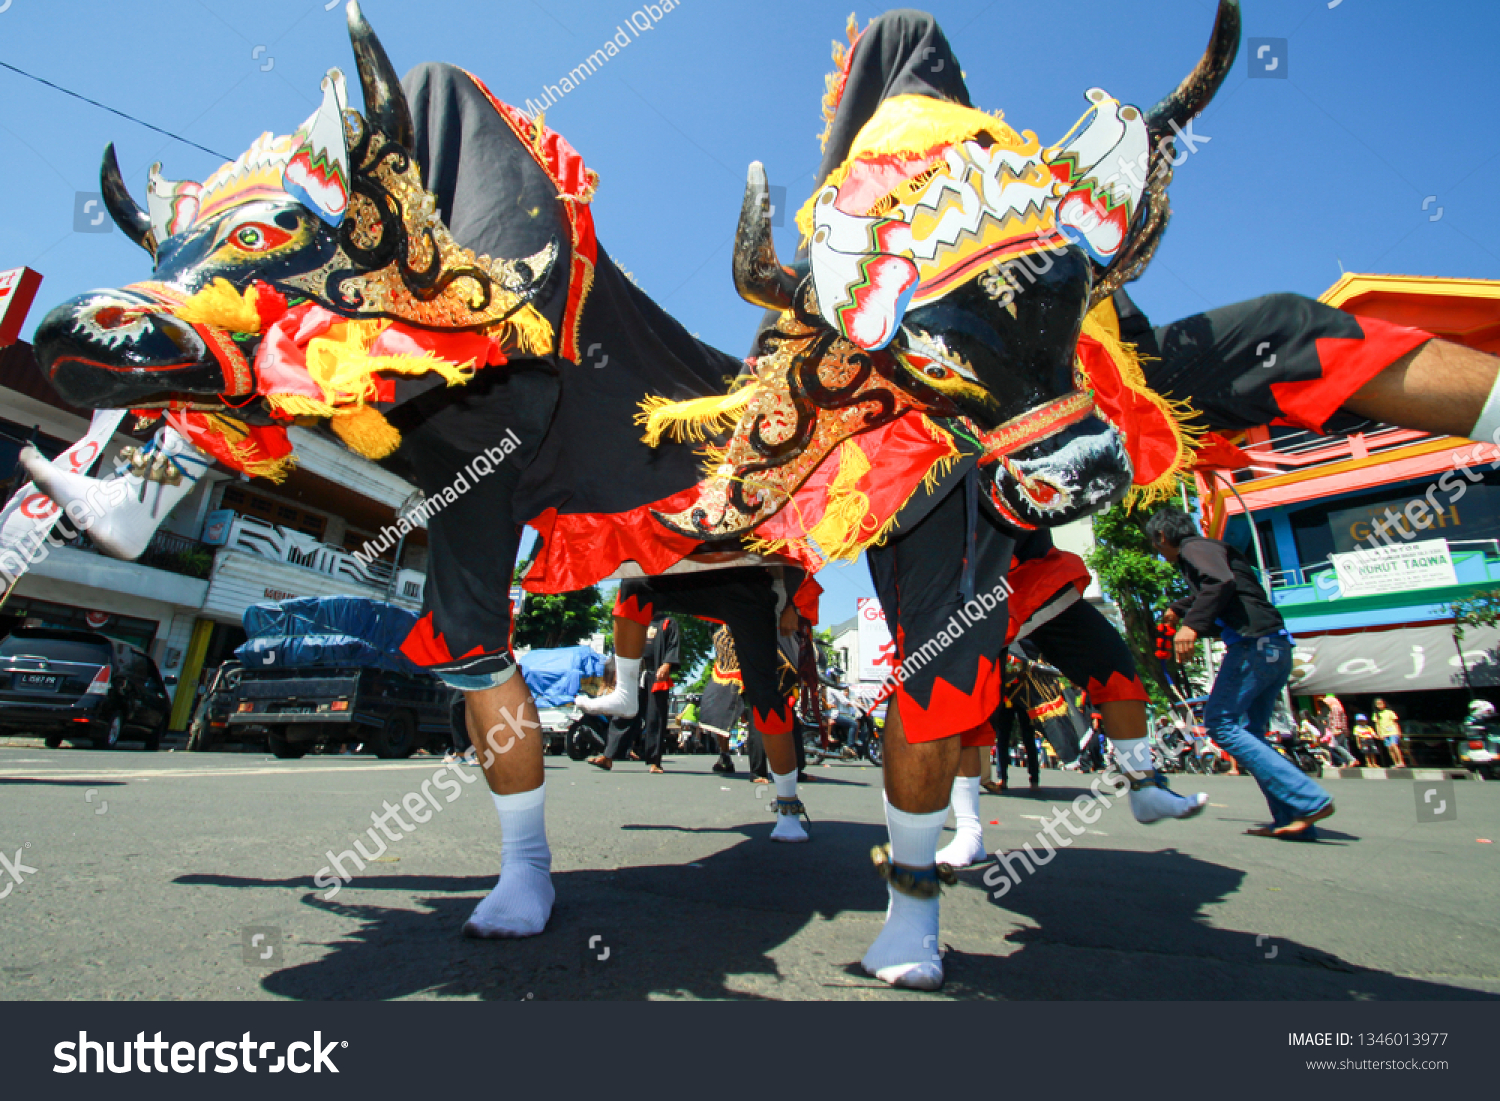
[796,95,1027,237]
[501,303,557,358]
[917,414,963,496]
[1078,299,1204,509]
[330,405,403,460]
[817,13,863,153]
[635,384,758,448]
[265,319,477,422]
[202,414,297,483]
[176,279,265,333]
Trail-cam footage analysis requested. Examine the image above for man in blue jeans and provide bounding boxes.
[1146,509,1336,840]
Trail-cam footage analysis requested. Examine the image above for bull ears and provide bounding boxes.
[147,164,202,244]
[283,69,353,228]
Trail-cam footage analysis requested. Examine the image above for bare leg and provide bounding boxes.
[883,699,962,813]
[957,744,982,778]
[461,675,554,938]
[1346,340,1500,438]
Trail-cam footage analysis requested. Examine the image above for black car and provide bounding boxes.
[186,661,249,752]
[0,628,172,750]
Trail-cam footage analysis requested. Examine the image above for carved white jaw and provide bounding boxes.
[20,429,209,561]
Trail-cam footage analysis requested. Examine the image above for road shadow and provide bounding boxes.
[949,847,1496,1000]
[171,841,1496,1001]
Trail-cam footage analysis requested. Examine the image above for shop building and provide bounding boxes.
[1199,274,1500,755]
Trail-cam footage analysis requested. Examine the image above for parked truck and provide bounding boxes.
[224,596,454,759]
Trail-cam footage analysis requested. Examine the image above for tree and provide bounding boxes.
[1449,589,1500,697]
[513,586,609,651]
[1085,496,1195,707]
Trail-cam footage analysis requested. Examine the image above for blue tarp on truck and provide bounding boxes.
[520,646,605,708]
[236,596,421,674]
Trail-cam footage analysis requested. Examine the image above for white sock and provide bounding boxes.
[1113,737,1153,777]
[773,769,798,800]
[1470,366,1500,443]
[862,799,946,990]
[769,768,808,842]
[463,785,554,938]
[577,656,641,717]
[936,776,987,868]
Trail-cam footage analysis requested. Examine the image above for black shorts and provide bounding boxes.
[1120,292,1431,435]
[616,569,794,735]
[382,367,558,684]
[867,471,1014,745]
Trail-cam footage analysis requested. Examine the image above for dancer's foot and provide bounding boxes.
[1129,771,1209,823]
[770,797,810,842]
[21,429,208,560]
[586,755,612,771]
[981,780,1006,795]
[712,755,735,774]
[1271,800,1335,836]
[751,775,771,784]
[462,865,555,939]
[575,685,636,717]
[935,829,987,869]
[861,885,943,990]
[649,764,665,774]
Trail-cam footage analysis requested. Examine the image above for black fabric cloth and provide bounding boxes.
[811,10,971,194]
[383,369,553,678]
[699,627,746,737]
[602,681,668,767]
[617,571,789,725]
[642,614,681,682]
[1169,536,1286,640]
[992,701,1039,786]
[396,61,743,529]
[867,468,1014,735]
[1115,290,1379,436]
[1024,596,1141,712]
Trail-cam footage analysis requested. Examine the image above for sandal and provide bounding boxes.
[587,756,612,771]
[980,780,1005,795]
[649,764,665,774]
[1272,801,1335,836]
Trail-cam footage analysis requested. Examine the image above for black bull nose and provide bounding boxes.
[34,291,229,409]
[989,414,1134,528]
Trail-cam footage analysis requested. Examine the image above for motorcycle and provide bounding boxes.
[1274,730,1324,777]
[1187,733,1233,774]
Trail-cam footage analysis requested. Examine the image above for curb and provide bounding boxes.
[1323,768,1474,781]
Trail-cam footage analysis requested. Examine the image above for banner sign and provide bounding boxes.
[0,410,126,585]
[1330,538,1457,599]
[1290,623,1500,694]
[856,597,896,684]
[0,266,42,347]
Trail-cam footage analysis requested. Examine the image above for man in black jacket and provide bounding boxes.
[1146,508,1335,839]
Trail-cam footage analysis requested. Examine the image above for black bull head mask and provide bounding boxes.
[734,0,1240,529]
[34,1,557,414]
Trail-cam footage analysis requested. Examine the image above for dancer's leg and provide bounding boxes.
[1347,339,1500,439]
[577,584,649,717]
[936,743,988,868]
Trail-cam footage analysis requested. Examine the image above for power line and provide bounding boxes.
[0,59,231,161]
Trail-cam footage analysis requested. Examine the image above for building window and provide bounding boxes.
[219,484,327,541]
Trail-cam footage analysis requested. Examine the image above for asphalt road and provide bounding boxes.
[1,741,1497,1001]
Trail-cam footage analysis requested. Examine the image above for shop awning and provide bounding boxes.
[1290,623,1500,694]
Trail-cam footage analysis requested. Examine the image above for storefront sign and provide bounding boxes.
[1291,623,1500,693]
[201,509,236,546]
[0,267,42,347]
[857,597,896,683]
[1330,539,1457,599]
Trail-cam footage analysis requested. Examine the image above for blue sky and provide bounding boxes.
[3,0,1499,627]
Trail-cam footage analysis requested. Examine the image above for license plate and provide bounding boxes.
[13,673,59,692]
[278,704,313,714]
